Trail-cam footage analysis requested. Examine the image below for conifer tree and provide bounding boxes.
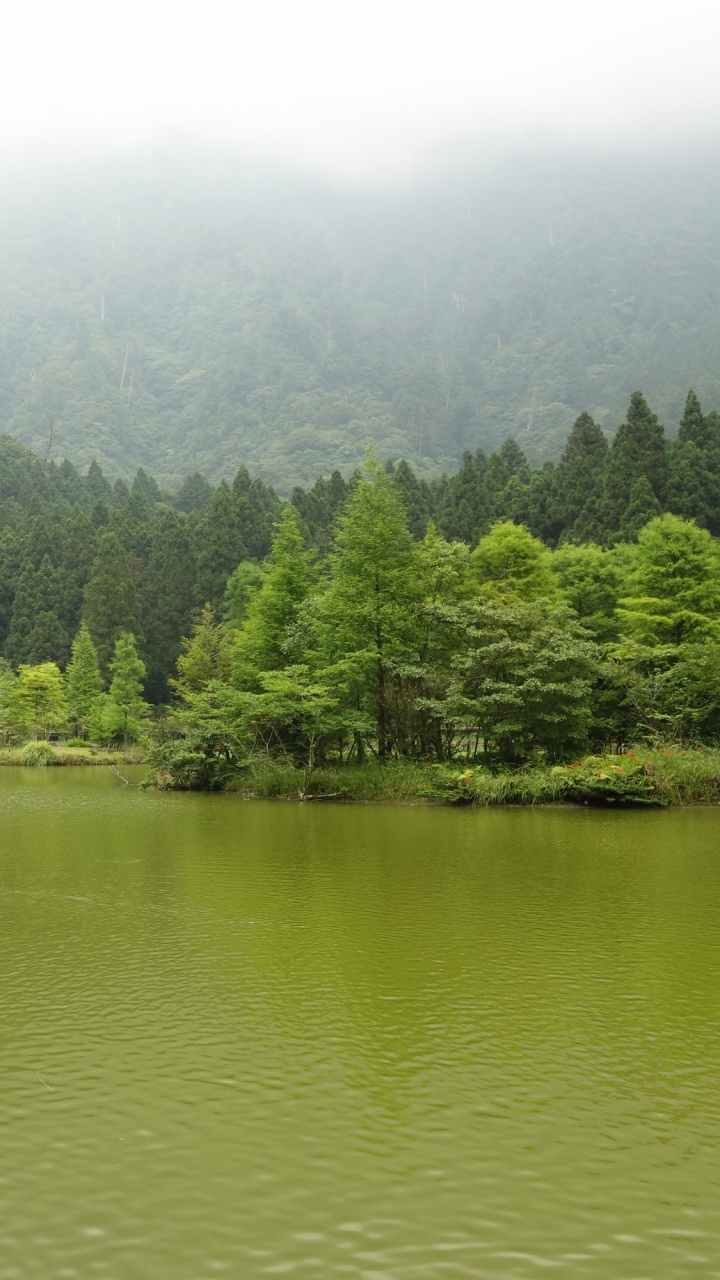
[173,604,232,701]
[104,632,149,747]
[315,460,422,761]
[604,392,668,528]
[66,623,103,736]
[553,412,609,539]
[617,514,720,646]
[145,510,197,701]
[195,482,245,609]
[83,532,146,676]
[17,662,68,740]
[234,505,315,677]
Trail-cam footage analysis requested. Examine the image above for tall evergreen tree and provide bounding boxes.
[315,461,422,761]
[83,533,146,676]
[145,510,197,701]
[66,623,103,736]
[234,505,315,678]
[195,482,245,609]
[604,392,668,529]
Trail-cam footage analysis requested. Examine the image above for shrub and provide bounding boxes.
[20,740,56,767]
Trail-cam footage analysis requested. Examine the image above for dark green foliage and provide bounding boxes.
[83,533,146,675]
[195,482,244,610]
[604,393,668,530]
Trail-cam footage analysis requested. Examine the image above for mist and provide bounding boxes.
[5,0,720,183]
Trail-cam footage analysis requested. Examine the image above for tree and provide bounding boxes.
[98,632,149,747]
[173,603,232,701]
[471,521,555,600]
[0,660,21,745]
[315,460,422,760]
[617,514,720,647]
[553,412,609,540]
[195,482,245,609]
[223,561,266,630]
[421,598,598,762]
[551,543,623,641]
[66,623,103,736]
[604,392,668,528]
[84,532,146,676]
[233,505,315,679]
[145,510,197,701]
[17,662,68,740]
[617,477,662,542]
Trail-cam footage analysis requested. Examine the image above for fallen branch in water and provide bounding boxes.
[109,765,130,786]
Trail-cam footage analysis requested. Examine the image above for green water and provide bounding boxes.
[1,769,720,1278]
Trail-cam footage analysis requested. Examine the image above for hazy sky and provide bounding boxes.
[5,0,720,180]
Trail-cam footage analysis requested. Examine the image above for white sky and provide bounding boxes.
[4,0,720,180]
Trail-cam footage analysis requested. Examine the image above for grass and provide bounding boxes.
[222,748,720,807]
[0,743,147,766]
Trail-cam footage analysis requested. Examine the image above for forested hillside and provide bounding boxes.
[1,386,720,729]
[3,150,720,487]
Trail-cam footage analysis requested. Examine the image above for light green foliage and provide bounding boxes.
[315,460,422,760]
[66,623,103,736]
[95,632,149,746]
[233,505,315,679]
[0,660,21,745]
[17,662,68,740]
[421,599,598,762]
[551,543,624,640]
[471,521,556,600]
[617,515,720,646]
[223,561,266,630]
[173,604,232,702]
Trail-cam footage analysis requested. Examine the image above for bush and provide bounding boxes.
[20,740,56,767]
[65,738,93,748]
[563,753,664,805]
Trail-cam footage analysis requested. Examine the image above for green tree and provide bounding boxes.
[195,482,245,610]
[551,543,623,641]
[66,623,103,736]
[422,598,598,762]
[553,412,609,540]
[315,460,421,761]
[233,505,315,679]
[145,510,197,702]
[604,392,668,529]
[99,632,149,747]
[471,521,556,600]
[223,561,266,630]
[0,660,21,745]
[17,662,68,740]
[84,532,146,676]
[173,604,232,701]
[617,515,720,646]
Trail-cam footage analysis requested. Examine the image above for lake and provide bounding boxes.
[1,767,720,1278]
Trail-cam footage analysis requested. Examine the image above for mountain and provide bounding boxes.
[2,148,720,489]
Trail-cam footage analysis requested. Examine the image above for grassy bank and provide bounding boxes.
[216,748,720,807]
[0,743,147,766]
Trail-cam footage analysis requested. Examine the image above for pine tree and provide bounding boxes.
[234,505,315,677]
[83,532,146,676]
[195,482,245,609]
[617,514,720,646]
[315,460,422,761]
[553,412,609,539]
[66,623,103,736]
[436,450,489,544]
[177,472,213,514]
[145,510,197,702]
[618,477,662,542]
[604,392,668,529]
[173,604,232,700]
[104,632,149,747]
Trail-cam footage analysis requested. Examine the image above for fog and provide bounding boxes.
[3,0,720,183]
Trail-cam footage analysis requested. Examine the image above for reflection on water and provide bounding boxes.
[1,766,720,1277]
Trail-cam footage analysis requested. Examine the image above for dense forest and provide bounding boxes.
[4,151,720,487]
[2,388,720,786]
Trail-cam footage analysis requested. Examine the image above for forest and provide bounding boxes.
[2,386,720,801]
[4,151,720,488]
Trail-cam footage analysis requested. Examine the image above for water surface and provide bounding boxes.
[1,767,720,1278]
